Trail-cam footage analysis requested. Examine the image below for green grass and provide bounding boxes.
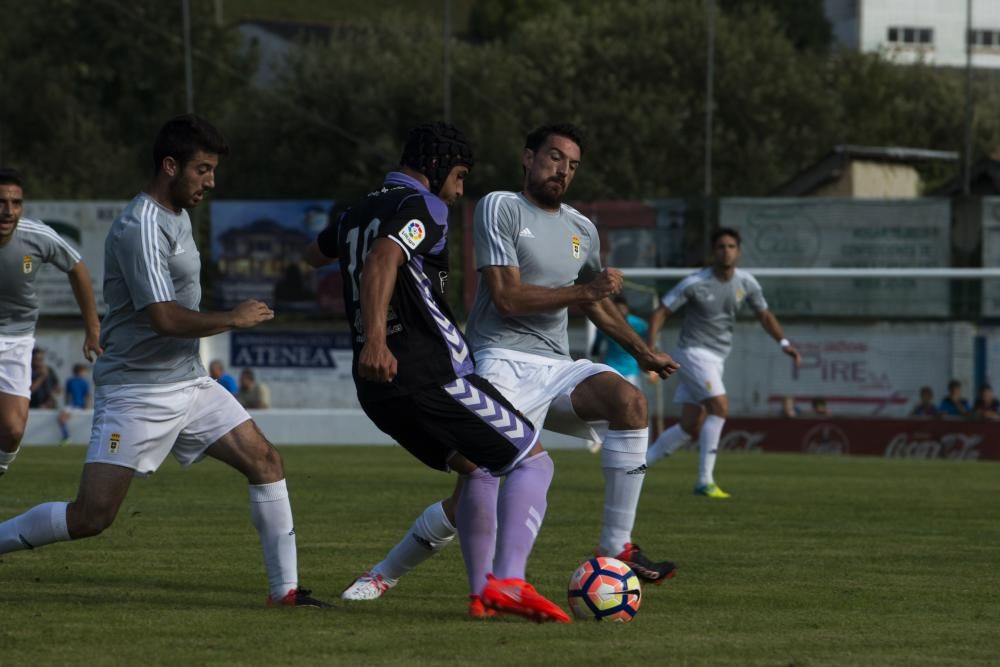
[1,446,998,666]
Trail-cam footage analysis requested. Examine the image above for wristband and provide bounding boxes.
[779,338,790,349]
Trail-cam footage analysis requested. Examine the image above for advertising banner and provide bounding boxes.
[720,198,951,316]
[21,201,127,315]
[211,200,341,315]
[664,417,999,461]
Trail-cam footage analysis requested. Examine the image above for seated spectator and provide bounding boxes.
[29,348,60,409]
[810,397,830,417]
[938,380,971,417]
[57,364,91,444]
[973,384,1000,421]
[237,369,271,409]
[779,395,801,417]
[910,386,939,417]
[209,359,238,395]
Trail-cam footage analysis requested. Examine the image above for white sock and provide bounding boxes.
[698,415,726,486]
[373,500,456,581]
[0,447,19,474]
[646,424,692,465]
[0,501,70,553]
[248,479,298,600]
[598,429,648,556]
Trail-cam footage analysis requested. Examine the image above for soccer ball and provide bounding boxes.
[567,556,642,622]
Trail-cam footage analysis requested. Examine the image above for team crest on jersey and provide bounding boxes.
[735,288,745,304]
[22,255,32,274]
[571,235,581,259]
[398,219,426,250]
[108,432,121,454]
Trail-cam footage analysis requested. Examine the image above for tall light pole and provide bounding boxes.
[443,0,452,123]
[962,0,974,195]
[182,0,195,114]
[704,0,716,253]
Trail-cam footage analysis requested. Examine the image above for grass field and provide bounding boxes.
[1,445,998,666]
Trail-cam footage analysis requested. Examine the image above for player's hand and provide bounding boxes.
[82,330,103,361]
[645,370,661,384]
[783,344,801,369]
[639,350,680,379]
[583,269,624,302]
[359,340,397,383]
[231,300,274,328]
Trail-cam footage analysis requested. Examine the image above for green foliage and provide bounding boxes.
[2,446,999,665]
[5,0,1000,201]
[0,0,254,198]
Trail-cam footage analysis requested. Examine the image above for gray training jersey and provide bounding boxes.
[0,219,81,336]
[93,194,205,386]
[467,191,602,360]
[662,267,767,359]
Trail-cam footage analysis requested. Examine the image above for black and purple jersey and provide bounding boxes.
[318,171,474,402]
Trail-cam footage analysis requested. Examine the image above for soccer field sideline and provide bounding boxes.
[1,446,998,666]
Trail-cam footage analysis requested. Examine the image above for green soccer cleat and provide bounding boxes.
[694,483,731,499]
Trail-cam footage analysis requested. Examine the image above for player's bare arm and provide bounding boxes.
[647,305,673,349]
[482,265,622,317]
[358,238,405,383]
[757,310,801,368]
[66,261,103,361]
[581,298,679,379]
[303,239,336,268]
[146,299,273,338]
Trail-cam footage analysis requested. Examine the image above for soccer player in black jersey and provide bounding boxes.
[306,123,569,623]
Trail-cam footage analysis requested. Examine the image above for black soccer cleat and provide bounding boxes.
[614,543,678,585]
[267,587,334,608]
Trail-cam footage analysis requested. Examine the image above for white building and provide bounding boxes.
[824,0,1000,68]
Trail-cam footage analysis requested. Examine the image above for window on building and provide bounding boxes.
[887,26,934,45]
[969,29,1000,48]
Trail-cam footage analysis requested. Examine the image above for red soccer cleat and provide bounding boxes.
[612,543,678,585]
[480,574,571,624]
[468,594,497,619]
[266,587,333,608]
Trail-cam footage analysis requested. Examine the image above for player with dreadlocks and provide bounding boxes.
[305,122,570,623]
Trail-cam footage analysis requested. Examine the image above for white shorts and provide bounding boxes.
[672,346,726,405]
[86,376,251,475]
[475,347,619,442]
[0,335,35,399]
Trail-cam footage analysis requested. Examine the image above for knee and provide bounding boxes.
[253,444,284,480]
[616,386,647,429]
[0,419,25,448]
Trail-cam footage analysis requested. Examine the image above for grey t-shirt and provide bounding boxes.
[662,267,767,359]
[467,191,602,360]
[0,218,81,336]
[94,194,206,386]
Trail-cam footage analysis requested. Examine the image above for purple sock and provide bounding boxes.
[493,451,554,581]
[456,468,499,596]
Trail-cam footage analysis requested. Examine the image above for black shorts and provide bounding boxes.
[360,374,538,474]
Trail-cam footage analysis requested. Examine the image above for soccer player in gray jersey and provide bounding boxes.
[342,124,680,606]
[0,168,101,477]
[646,228,801,498]
[0,116,328,607]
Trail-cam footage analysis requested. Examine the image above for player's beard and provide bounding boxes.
[526,174,566,209]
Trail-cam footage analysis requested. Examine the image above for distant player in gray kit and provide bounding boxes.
[0,168,102,477]
[645,227,801,498]
[0,116,328,608]
[342,123,681,611]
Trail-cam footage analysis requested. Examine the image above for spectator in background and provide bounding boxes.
[938,380,971,417]
[237,369,271,409]
[209,359,238,395]
[29,348,60,408]
[972,384,1000,421]
[810,397,830,417]
[57,364,91,444]
[910,386,939,417]
[779,395,800,418]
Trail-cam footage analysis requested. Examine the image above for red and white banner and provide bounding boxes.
[662,417,999,461]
